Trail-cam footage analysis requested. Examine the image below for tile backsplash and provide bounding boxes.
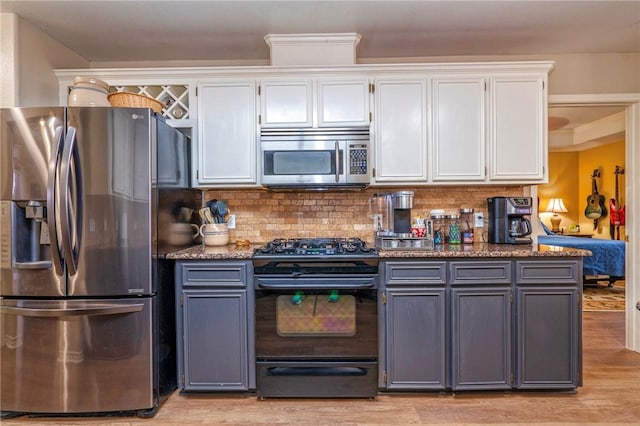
[204,186,524,244]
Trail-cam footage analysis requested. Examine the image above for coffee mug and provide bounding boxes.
[167,223,199,245]
[199,223,229,247]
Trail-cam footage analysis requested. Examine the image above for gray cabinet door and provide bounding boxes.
[384,288,446,389]
[451,287,512,390]
[515,287,580,389]
[175,261,254,392]
[182,289,249,391]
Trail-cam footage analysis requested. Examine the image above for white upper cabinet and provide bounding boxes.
[197,81,258,185]
[489,76,546,182]
[55,61,552,187]
[317,79,370,127]
[260,78,369,128]
[260,79,313,127]
[373,78,428,183]
[431,77,486,182]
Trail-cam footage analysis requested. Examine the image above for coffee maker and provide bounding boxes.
[368,191,414,235]
[390,191,413,234]
[487,197,533,244]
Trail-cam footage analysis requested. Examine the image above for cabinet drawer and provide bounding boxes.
[179,261,248,288]
[516,261,579,285]
[449,261,511,285]
[384,261,446,286]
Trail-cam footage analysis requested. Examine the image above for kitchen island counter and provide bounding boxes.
[166,243,589,260]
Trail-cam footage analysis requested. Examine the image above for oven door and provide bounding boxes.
[261,139,345,186]
[254,276,378,398]
[254,276,378,360]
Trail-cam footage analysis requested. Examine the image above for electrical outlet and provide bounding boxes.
[227,214,236,229]
[474,212,484,228]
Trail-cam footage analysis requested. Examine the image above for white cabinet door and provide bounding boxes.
[260,80,313,127]
[489,76,546,182]
[431,77,486,181]
[373,79,428,183]
[198,81,257,185]
[317,79,370,127]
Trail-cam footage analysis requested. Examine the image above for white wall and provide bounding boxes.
[360,53,640,95]
[91,52,640,96]
[0,13,89,107]
[0,13,18,107]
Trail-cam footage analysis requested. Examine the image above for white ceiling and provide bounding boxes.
[2,1,638,151]
[548,105,627,151]
[2,1,639,63]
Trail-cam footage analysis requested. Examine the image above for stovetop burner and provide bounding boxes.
[253,238,379,276]
[255,237,377,257]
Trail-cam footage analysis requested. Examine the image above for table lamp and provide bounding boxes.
[546,198,568,233]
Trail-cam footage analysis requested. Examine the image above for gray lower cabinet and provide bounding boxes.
[514,260,582,389]
[381,261,447,390]
[176,261,255,392]
[385,287,447,389]
[450,286,512,390]
[382,260,514,391]
[450,261,512,390]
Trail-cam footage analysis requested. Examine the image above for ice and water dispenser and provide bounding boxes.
[4,201,51,267]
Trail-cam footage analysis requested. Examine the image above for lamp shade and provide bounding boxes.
[546,198,568,213]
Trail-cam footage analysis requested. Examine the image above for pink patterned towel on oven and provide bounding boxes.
[276,295,356,337]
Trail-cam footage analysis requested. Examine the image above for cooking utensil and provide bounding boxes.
[215,200,229,223]
[179,207,193,223]
[199,207,214,224]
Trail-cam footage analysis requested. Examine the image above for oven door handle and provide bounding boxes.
[266,366,367,377]
[256,282,376,290]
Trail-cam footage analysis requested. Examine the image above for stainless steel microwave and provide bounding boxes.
[260,127,371,190]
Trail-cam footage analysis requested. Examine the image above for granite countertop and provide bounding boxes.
[166,243,260,260]
[166,242,591,260]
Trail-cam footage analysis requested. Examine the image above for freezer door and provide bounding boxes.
[0,298,153,414]
[65,107,153,296]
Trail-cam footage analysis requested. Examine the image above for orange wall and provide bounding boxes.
[539,151,579,230]
[541,140,625,239]
[578,141,626,239]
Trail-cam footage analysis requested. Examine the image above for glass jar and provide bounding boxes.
[431,214,446,244]
[68,77,111,107]
[460,208,475,244]
[447,214,461,244]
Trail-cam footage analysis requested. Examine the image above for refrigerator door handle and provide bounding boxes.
[47,125,65,276]
[0,303,145,318]
[59,125,83,276]
[12,260,53,269]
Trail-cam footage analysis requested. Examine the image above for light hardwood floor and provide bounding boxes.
[4,311,640,425]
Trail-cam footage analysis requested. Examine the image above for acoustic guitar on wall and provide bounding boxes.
[584,168,607,230]
[609,165,625,240]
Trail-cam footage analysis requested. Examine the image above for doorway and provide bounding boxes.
[548,94,640,353]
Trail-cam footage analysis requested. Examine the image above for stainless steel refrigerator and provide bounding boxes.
[0,107,197,417]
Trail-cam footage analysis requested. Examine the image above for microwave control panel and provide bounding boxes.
[348,144,368,176]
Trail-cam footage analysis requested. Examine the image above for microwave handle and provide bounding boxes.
[335,141,340,183]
